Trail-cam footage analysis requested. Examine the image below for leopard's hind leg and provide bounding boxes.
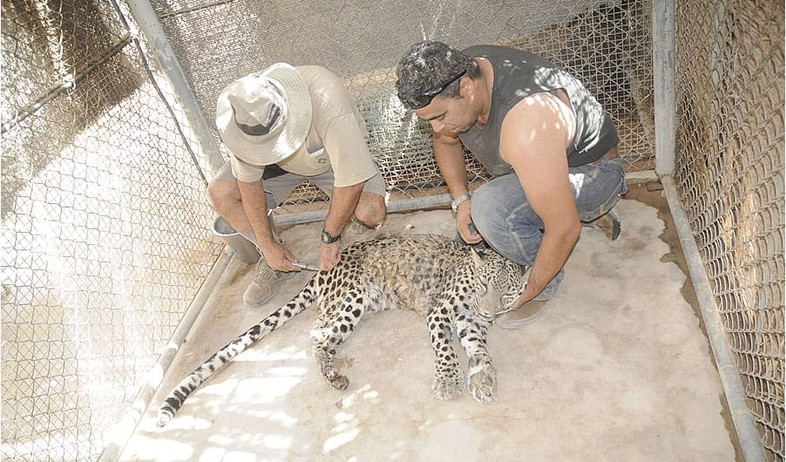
[310,295,368,391]
[456,312,496,403]
[427,301,464,400]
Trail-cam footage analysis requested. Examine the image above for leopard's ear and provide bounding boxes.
[520,264,532,281]
[470,246,486,266]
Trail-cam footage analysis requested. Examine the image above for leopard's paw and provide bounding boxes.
[323,370,349,391]
[467,358,496,403]
[432,365,464,400]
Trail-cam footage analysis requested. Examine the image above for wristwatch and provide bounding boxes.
[321,228,341,244]
[450,193,471,213]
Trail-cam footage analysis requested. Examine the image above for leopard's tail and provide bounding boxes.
[156,278,318,427]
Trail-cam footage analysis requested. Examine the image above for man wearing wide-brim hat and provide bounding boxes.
[208,63,387,307]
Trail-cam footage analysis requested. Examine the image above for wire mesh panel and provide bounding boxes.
[151,0,655,212]
[674,1,785,460]
[1,1,223,460]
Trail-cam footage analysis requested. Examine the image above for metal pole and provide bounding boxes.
[273,193,454,227]
[662,175,766,462]
[98,252,235,461]
[274,174,660,227]
[125,0,225,179]
[653,0,676,175]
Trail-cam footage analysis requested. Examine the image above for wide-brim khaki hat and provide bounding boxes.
[216,63,312,166]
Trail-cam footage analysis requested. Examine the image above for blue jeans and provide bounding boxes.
[470,157,627,299]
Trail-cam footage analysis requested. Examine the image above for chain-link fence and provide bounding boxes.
[1,1,223,460]
[674,1,785,461]
[2,0,783,460]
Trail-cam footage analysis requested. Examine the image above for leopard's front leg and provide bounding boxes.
[456,313,496,403]
[426,305,464,400]
[310,309,359,391]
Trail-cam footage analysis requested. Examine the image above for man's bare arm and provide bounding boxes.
[319,182,364,270]
[433,131,482,243]
[501,93,582,306]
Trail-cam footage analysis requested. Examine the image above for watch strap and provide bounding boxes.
[450,193,471,213]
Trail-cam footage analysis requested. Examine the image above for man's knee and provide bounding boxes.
[469,185,499,223]
[354,192,387,228]
[206,179,239,214]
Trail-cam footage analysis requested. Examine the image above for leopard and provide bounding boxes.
[157,234,528,427]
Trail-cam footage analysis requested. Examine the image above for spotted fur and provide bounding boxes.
[157,234,527,427]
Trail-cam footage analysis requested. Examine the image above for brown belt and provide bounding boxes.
[603,146,620,161]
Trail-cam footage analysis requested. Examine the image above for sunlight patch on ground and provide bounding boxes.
[323,411,361,453]
[233,376,303,402]
[118,434,194,461]
[240,408,299,429]
[169,415,215,431]
[231,345,308,362]
[335,383,380,409]
[259,409,299,427]
[198,378,239,397]
[261,434,293,451]
[211,450,257,462]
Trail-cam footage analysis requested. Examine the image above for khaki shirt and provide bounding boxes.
[230,66,378,187]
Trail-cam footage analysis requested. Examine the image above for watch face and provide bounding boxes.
[321,229,339,244]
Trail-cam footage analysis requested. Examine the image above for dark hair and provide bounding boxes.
[395,41,479,109]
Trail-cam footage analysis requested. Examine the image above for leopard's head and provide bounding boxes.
[470,247,530,319]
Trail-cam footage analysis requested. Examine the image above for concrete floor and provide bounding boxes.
[120,184,739,462]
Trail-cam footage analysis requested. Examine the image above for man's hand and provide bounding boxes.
[319,241,341,271]
[260,241,298,272]
[455,202,483,244]
[510,284,533,311]
[509,263,548,310]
